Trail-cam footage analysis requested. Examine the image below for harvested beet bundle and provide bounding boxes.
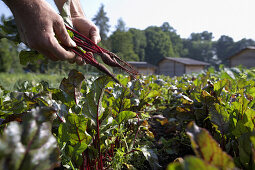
[65,25,139,84]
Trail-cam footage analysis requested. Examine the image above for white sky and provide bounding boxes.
[0,0,255,41]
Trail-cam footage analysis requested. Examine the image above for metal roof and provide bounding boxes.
[229,46,255,59]
[159,57,210,66]
[127,61,157,68]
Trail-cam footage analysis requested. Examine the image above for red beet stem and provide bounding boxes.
[70,48,91,64]
[73,36,99,53]
[66,25,103,54]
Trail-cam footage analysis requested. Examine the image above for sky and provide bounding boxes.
[0,0,255,41]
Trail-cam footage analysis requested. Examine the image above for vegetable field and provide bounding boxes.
[1,66,255,169]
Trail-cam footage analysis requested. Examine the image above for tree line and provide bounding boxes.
[93,5,255,67]
[1,4,255,73]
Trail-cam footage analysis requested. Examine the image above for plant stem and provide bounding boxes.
[131,113,140,150]
[96,97,103,170]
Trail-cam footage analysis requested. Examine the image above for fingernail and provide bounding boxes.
[70,39,76,47]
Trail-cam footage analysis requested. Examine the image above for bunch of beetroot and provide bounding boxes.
[65,25,138,84]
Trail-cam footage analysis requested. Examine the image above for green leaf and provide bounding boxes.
[59,113,91,146]
[238,133,255,169]
[61,0,73,27]
[167,156,218,170]
[19,50,44,65]
[213,79,228,97]
[116,111,136,125]
[60,69,85,103]
[167,162,183,170]
[141,147,162,170]
[82,76,112,123]
[186,122,235,169]
[209,103,230,135]
[58,113,92,160]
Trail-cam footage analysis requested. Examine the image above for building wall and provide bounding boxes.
[158,60,174,76]
[185,65,204,74]
[231,51,255,68]
[175,63,185,76]
[158,60,185,77]
[136,67,155,75]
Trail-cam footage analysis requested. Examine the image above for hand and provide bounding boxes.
[68,0,101,65]
[4,0,76,62]
[70,16,101,64]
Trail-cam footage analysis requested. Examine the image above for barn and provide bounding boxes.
[127,61,157,75]
[229,47,255,68]
[157,57,209,77]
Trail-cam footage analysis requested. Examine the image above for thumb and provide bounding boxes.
[54,20,76,47]
[89,27,101,44]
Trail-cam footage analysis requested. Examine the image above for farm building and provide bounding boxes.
[157,57,209,77]
[229,47,255,68]
[127,61,156,75]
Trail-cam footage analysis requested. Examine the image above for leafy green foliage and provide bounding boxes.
[1,66,255,169]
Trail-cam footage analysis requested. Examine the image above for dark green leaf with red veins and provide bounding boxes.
[59,69,85,102]
[19,50,44,65]
[58,113,92,158]
[0,107,59,170]
[186,122,235,169]
[82,76,112,123]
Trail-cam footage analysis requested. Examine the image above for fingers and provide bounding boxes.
[89,27,101,44]
[46,35,76,61]
[75,56,85,65]
[53,18,76,47]
[26,31,75,61]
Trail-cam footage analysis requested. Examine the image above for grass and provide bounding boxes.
[0,73,67,90]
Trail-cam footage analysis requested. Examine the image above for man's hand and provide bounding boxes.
[3,0,76,62]
[55,0,101,65]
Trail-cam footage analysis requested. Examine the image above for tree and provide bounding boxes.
[214,35,235,65]
[145,26,175,65]
[128,28,147,61]
[183,31,217,66]
[115,18,126,32]
[109,31,139,61]
[161,22,176,33]
[190,31,213,41]
[160,22,186,57]
[232,38,255,53]
[92,4,110,41]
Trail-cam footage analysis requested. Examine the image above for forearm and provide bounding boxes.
[54,0,84,17]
